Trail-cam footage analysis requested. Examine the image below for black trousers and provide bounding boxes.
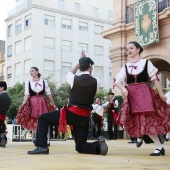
[35,109,100,154]
[92,114,101,138]
[107,113,117,139]
[0,120,6,134]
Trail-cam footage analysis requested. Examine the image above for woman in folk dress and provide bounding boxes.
[114,41,170,156]
[17,67,56,142]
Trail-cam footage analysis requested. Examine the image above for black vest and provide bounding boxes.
[29,80,45,96]
[69,74,97,109]
[0,92,11,115]
[125,60,149,84]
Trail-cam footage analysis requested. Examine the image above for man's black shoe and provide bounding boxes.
[27,147,49,154]
[98,136,108,155]
[0,133,6,147]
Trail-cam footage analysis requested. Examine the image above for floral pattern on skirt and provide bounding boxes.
[17,96,55,131]
[118,85,170,138]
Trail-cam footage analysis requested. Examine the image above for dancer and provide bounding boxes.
[92,97,103,139]
[103,92,119,140]
[0,81,11,147]
[17,67,56,144]
[27,53,108,155]
[114,41,170,156]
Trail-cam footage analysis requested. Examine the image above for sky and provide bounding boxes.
[0,0,16,40]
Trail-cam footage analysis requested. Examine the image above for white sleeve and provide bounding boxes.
[147,60,159,81]
[44,79,51,95]
[66,72,75,89]
[102,101,109,107]
[24,80,30,95]
[115,100,119,108]
[113,66,126,86]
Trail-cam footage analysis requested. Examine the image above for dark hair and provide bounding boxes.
[0,81,7,91]
[79,57,94,72]
[128,41,143,55]
[95,96,101,100]
[79,63,91,72]
[31,67,41,78]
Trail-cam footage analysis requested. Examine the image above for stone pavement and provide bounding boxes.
[1,139,170,170]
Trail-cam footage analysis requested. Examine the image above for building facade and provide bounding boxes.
[0,40,5,81]
[102,0,170,95]
[5,0,113,89]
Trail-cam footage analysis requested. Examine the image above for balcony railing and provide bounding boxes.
[126,0,170,24]
[126,4,134,24]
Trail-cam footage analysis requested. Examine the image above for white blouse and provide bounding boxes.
[24,79,51,95]
[114,59,158,85]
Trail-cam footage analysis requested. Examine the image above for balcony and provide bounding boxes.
[126,0,170,24]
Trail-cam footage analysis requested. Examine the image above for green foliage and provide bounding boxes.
[6,82,24,120]
[95,88,108,103]
[46,75,71,108]
[153,85,169,94]
[55,83,71,108]
[114,95,123,113]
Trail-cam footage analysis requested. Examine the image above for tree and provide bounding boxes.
[6,82,24,120]
[51,82,71,108]
[46,76,71,108]
[95,88,109,103]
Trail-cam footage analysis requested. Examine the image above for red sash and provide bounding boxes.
[112,110,118,124]
[0,114,5,121]
[58,106,91,133]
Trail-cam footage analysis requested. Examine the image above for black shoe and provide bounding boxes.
[0,133,6,148]
[150,148,165,156]
[27,147,49,154]
[98,136,108,155]
[136,139,143,148]
[47,142,50,147]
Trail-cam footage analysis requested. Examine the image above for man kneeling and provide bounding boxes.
[27,53,108,155]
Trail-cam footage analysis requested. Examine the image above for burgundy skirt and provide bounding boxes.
[118,83,170,137]
[17,96,55,131]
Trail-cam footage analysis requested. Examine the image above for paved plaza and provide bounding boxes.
[1,139,170,170]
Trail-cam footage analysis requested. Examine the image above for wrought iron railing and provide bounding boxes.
[126,0,170,24]
[126,4,134,24]
[158,0,170,12]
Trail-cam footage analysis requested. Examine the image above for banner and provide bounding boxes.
[134,0,159,46]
